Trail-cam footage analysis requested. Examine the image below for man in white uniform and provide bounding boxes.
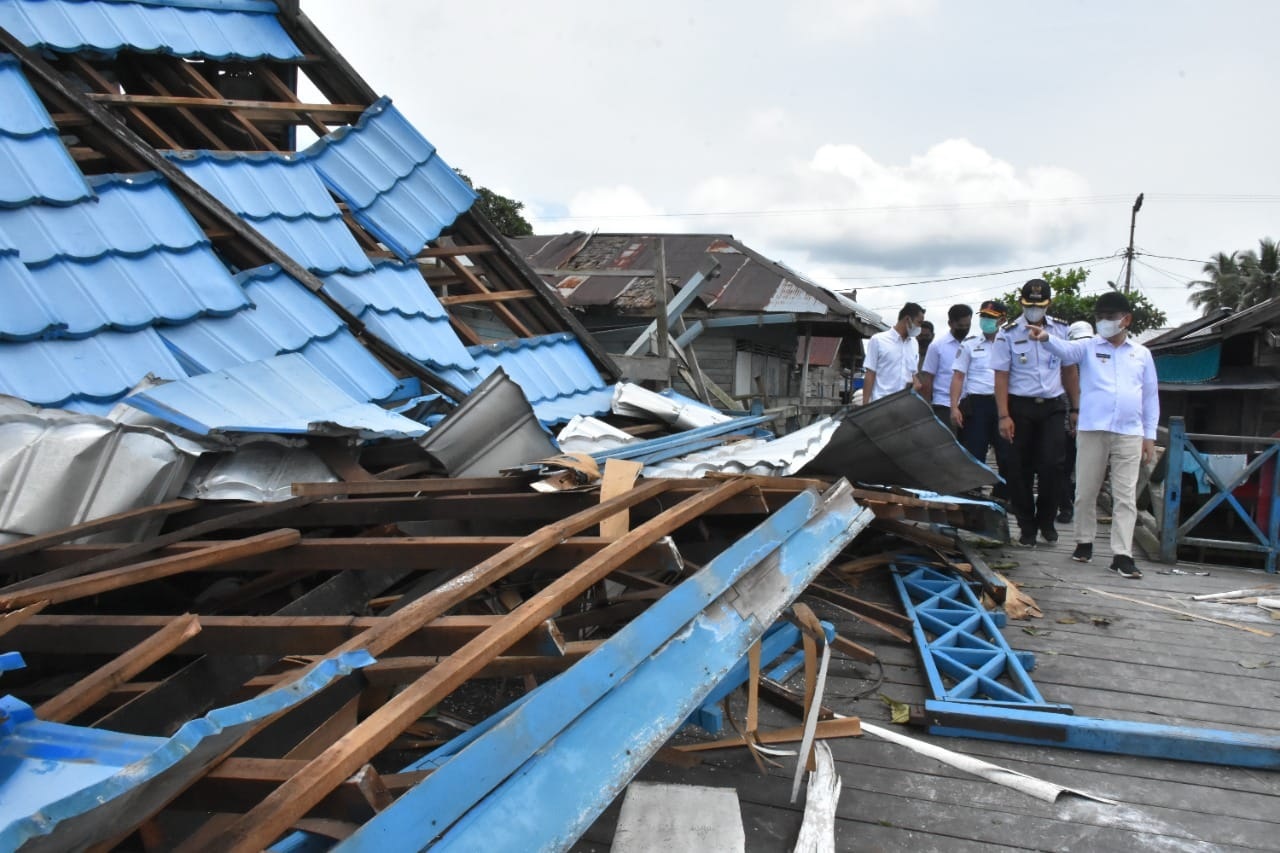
[919,304,973,429]
[862,302,925,405]
[1028,291,1159,578]
[950,300,1010,489]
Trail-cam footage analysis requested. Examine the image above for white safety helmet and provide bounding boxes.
[1068,320,1094,341]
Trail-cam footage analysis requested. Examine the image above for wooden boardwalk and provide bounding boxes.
[576,535,1280,852]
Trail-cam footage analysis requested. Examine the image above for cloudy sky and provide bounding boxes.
[304,1,1280,325]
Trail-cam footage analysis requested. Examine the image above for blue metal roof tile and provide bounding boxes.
[168,152,373,275]
[0,172,207,264]
[23,246,248,336]
[308,97,476,260]
[0,0,302,61]
[158,265,401,402]
[0,327,188,409]
[321,262,478,374]
[123,352,426,438]
[0,246,63,340]
[0,54,94,206]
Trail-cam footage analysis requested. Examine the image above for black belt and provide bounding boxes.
[1010,394,1061,404]
[966,393,995,400]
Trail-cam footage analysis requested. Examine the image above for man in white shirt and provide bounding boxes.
[919,304,973,430]
[1028,291,1159,579]
[950,300,1009,488]
[862,302,925,405]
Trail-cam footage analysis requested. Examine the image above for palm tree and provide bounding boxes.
[1187,251,1247,315]
[1238,237,1280,304]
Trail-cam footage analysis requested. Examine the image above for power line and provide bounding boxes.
[836,254,1121,290]
[1136,251,1209,265]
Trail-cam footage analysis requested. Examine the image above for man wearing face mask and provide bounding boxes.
[916,321,935,370]
[919,304,974,428]
[992,279,1081,547]
[862,302,925,405]
[1027,291,1159,579]
[950,300,1011,491]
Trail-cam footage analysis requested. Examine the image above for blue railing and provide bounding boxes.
[1160,416,1280,572]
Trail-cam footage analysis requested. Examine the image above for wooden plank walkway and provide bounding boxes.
[575,534,1280,852]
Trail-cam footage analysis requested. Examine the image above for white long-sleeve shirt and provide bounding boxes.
[1039,334,1160,439]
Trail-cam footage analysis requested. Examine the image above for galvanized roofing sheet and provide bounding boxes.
[467,333,613,424]
[307,97,476,260]
[159,265,402,402]
[167,151,373,275]
[0,54,93,206]
[124,352,427,438]
[0,172,207,264]
[322,261,478,374]
[0,327,188,412]
[0,0,302,60]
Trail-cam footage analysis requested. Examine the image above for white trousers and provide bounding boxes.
[1074,430,1143,558]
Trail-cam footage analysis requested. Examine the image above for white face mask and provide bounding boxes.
[907,323,922,338]
[1096,318,1125,338]
[1022,307,1046,324]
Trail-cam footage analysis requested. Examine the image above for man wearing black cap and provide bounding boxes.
[991,279,1080,546]
[950,300,1011,489]
[1028,290,1159,579]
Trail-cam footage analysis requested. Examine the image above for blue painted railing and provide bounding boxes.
[1160,416,1280,572]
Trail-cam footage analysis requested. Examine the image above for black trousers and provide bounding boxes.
[1006,395,1067,533]
[958,395,1011,493]
[931,404,959,436]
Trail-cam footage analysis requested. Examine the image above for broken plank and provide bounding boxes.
[674,717,863,752]
[958,540,1007,604]
[1085,587,1276,638]
[35,614,201,723]
[870,517,958,552]
[0,499,199,566]
[437,290,538,306]
[290,476,523,497]
[805,582,913,644]
[599,459,644,540]
[0,600,48,639]
[0,530,301,609]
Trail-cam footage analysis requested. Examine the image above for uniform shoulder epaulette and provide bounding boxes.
[1001,320,1018,331]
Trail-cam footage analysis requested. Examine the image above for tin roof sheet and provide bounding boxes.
[0,327,189,411]
[123,352,426,438]
[159,265,401,402]
[321,261,478,374]
[0,55,94,206]
[307,97,476,260]
[167,152,372,275]
[0,172,207,264]
[0,0,302,60]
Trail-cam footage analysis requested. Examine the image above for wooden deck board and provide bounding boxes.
[584,535,1280,851]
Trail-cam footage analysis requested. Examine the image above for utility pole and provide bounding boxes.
[1123,192,1144,293]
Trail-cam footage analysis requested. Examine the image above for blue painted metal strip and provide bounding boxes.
[590,414,772,464]
[335,482,873,853]
[923,700,1280,770]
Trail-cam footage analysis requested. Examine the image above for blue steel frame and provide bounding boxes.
[1160,416,1280,572]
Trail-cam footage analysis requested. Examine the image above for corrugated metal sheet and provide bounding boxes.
[167,152,372,275]
[308,97,476,260]
[0,328,189,412]
[180,442,336,502]
[438,333,613,425]
[160,265,402,403]
[124,352,427,438]
[0,54,93,206]
[611,382,732,430]
[322,261,478,374]
[0,172,206,265]
[0,245,62,340]
[0,408,197,544]
[644,417,839,479]
[0,0,303,60]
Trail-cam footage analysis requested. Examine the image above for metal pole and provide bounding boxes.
[654,238,670,380]
[1123,192,1144,294]
[1160,416,1185,563]
[799,326,812,413]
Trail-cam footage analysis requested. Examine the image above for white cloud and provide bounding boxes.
[783,0,937,39]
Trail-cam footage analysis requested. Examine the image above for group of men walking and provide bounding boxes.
[861,279,1160,579]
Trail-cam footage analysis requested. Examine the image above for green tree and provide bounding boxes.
[1187,252,1247,315]
[1238,237,1280,305]
[998,266,1167,334]
[453,169,534,237]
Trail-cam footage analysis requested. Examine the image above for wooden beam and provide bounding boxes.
[251,61,329,137]
[163,59,279,151]
[442,256,535,338]
[290,476,521,497]
[129,61,231,152]
[0,499,198,566]
[0,530,301,609]
[804,581,913,644]
[10,614,563,658]
[85,91,366,120]
[67,57,182,149]
[0,497,315,590]
[417,244,494,258]
[16,537,682,578]
[35,614,201,723]
[437,290,538,307]
[0,600,49,640]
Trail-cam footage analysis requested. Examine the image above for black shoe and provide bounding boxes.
[1108,555,1142,579]
[1018,529,1036,547]
[1040,527,1059,543]
[1057,509,1073,524]
[1071,543,1093,563]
